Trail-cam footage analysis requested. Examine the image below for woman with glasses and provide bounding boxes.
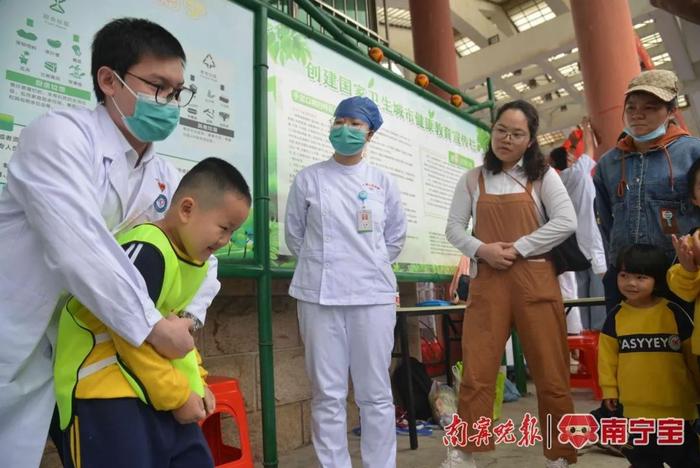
[0,18,214,468]
[443,100,577,468]
[285,96,407,468]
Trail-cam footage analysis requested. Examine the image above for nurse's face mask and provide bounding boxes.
[329,118,370,156]
[111,71,182,142]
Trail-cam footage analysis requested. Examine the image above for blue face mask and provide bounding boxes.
[112,72,180,142]
[624,121,667,143]
[329,125,368,156]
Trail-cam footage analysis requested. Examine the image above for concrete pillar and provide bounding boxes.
[408,0,459,100]
[571,0,641,157]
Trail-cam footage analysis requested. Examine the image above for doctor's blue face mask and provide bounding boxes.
[329,124,369,156]
[111,71,180,142]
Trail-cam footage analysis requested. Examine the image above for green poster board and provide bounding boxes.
[0,0,255,262]
[267,19,489,276]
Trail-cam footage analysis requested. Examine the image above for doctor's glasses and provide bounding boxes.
[125,72,197,108]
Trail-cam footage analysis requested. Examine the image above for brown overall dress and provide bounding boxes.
[457,172,577,463]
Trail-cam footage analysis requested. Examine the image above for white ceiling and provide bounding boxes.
[375,0,700,146]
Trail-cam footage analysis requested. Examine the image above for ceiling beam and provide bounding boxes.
[544,0,570,16]
[536,59,580,105]
[456,0,656,89]
[650,9,696,81]
[450,0,498,47]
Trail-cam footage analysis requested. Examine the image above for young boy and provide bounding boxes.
[599,244,700,466]
[53,157,251,468]
[1,18,213,466]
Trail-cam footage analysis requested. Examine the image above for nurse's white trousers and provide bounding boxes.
[297,301,397,468]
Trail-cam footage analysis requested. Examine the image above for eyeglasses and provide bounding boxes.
[492,126,529,143]
[125,72,197,108]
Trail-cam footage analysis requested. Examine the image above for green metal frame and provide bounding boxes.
[218,1,496,466]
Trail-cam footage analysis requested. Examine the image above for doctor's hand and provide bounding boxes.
[173,391,207,424]
[147,315,195,359]
[476,242,517,270]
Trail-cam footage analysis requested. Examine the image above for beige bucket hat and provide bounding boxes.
[625,69,680,102]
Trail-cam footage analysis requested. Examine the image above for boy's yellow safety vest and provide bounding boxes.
[54,224,208,429]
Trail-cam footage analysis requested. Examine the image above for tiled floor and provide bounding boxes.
[273,386,631,468]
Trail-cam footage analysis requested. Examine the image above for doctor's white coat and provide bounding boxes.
[0,105,220,467]
[285,157,406,305]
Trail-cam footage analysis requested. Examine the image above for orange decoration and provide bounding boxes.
[368,47,384,63]
[450,94,463,107]
[415,74,429,88]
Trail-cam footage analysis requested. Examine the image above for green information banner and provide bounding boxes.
[0,0,255,262]
[267,19,489,275]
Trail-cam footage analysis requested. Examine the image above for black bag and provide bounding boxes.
[549,233,591,275]
[456,275,470,301]
[506,172,591,275]
[392,357,433,421]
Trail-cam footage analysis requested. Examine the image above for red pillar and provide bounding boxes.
[571,0,641,158]
[409,2,463,367]
[408,0,459,100]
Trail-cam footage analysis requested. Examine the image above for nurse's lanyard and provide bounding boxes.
[357,190,373,233]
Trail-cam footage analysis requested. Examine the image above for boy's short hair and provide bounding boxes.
[91,18,186,103]
[616,243,670,295]
[549,147,568,171]
[174,157,252,207]
[687,158,700,198]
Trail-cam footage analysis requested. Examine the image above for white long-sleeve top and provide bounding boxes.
[285,157,407,305]
[559,154,607,275]
[0,106,220,384]
[445,161,577,268]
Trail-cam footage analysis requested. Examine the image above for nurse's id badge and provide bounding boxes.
[357,208,373,233]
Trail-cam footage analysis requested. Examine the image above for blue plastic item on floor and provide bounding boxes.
[415,300,451,307]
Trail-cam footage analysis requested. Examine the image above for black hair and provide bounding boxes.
[616,244,670,296]
[484,100,548,182]
[687,158,700,201]
[91,18,186,102]
[175,157,252,206]
[549,147,569,171]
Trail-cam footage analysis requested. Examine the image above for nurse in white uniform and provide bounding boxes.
[0,18,219,468]
[285,96,407,468]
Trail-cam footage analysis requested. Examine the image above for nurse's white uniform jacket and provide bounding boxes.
[0,105,220,468]
[285,157,406,305]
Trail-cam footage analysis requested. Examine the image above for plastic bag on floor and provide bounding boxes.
[428,380,458,428]
[503,377,521,402]
[452,361,507,420]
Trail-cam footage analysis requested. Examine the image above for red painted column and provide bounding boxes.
[410,0,462,368]
[571,0,641,158]
[408,0,459,100]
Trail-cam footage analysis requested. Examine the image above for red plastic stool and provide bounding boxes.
[567,330,603,400]
[200,376,253,468]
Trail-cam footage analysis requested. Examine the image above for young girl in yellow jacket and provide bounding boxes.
[599,244,700,466]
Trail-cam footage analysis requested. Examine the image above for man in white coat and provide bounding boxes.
[0,18,220,467]
[549,119,607,331]
[285,96,407,468]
